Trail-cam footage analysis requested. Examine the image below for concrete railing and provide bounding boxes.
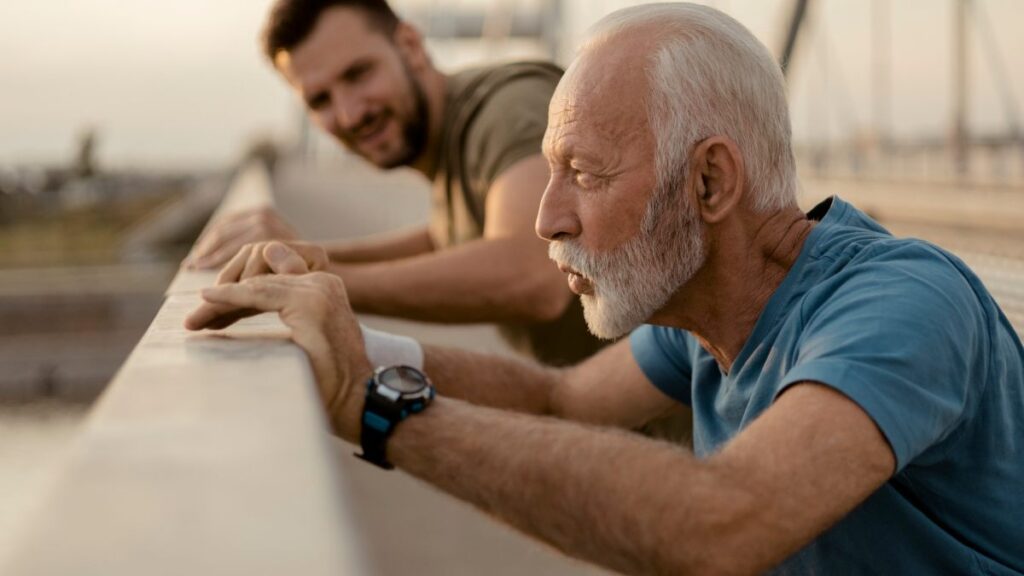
[1,161,367,576]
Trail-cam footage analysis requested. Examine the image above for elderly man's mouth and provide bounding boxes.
[558,264,595,295]
[568,272,594,295]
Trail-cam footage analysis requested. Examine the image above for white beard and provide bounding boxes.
[549,196,706,340]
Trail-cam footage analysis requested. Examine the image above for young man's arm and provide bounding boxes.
[216,154,573,323]
[330,154,571,323]
[321,226,436,263]
[190,204,438,268]
[187,273,896,576]
[186,206,435,269]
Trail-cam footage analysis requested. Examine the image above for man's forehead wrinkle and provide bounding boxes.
[546,96,583,153]
[544,39,659,166]
[542,124,577,163]
[547,104,644,162]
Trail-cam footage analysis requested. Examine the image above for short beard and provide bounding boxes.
[337,60,430,170]
[378,66,429,169]
[549,186,706,340]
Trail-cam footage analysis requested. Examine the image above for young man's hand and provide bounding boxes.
[184,207,299,270]
[184,272,371,442]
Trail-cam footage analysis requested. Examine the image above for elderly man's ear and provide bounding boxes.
[689,136,745,224]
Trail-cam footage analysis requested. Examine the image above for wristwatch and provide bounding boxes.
[356,365,435,470]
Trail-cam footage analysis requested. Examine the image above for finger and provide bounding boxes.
[186,275,317,331]
[293,243,329,272]
[185,278,295,331]
[190,212,242,253]
[188,216,251,269]
[264,242,310,275]
[195,227,263,270]
[216,244,254,285]
[199,280,293,314]
[241,245,272,280]
[184,300,262,331]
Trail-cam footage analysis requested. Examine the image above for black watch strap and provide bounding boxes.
[357,390,402,470]
[356,366,435,470]
[357,427,394,470]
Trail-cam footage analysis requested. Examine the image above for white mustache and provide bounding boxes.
[549,240,599,282]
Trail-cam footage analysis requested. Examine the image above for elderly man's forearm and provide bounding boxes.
[387,398,760,576]
[421,345,562,415]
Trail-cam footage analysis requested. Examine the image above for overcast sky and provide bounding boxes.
[1,0,1021,169]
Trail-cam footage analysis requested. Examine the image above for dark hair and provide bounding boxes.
[262,0,400,61]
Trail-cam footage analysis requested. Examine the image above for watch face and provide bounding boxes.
[378,366,428,394]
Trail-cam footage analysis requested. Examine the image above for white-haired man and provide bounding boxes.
[186,3,1024,574]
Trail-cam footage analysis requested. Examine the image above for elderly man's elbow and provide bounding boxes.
[614,508,766,576]
[650,474,776,575]
[649,528,769,576]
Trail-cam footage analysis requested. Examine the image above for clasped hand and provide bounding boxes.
[183,241,369,442]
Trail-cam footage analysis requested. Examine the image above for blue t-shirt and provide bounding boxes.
[630,197,1024,575]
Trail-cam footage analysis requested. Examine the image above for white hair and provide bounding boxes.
[582,3,797,213]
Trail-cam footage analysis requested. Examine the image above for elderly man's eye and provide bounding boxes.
[574,170,599,189]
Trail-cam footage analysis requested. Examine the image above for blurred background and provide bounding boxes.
[1,0,1022,573]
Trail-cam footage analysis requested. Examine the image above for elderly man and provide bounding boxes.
[185,0,604,367]
[186,4,1024,574]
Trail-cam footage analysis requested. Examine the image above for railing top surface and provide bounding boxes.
[1,162,367,576]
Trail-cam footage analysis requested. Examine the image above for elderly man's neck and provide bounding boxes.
[654,205,814,374]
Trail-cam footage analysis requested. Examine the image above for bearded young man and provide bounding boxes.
[185,0,605,367]
[186,3,1024,574]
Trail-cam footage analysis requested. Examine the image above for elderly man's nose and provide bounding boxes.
[535,179,581,241]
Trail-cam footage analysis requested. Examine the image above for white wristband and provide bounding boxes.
[360,323,424,370]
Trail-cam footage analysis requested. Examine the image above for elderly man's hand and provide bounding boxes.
[185,207,299,270]
[184,272,371,441]
[215,240,330,285]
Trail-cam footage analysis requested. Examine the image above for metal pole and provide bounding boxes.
[779,0,811,78]
[952,0,970,177]
[872,0,891,165]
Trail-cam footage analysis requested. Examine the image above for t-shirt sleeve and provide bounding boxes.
[463,74,557,203]
[779,244,988,472]
[630,325,695,405]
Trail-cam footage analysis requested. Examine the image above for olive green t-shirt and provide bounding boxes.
[429,61,606,367]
